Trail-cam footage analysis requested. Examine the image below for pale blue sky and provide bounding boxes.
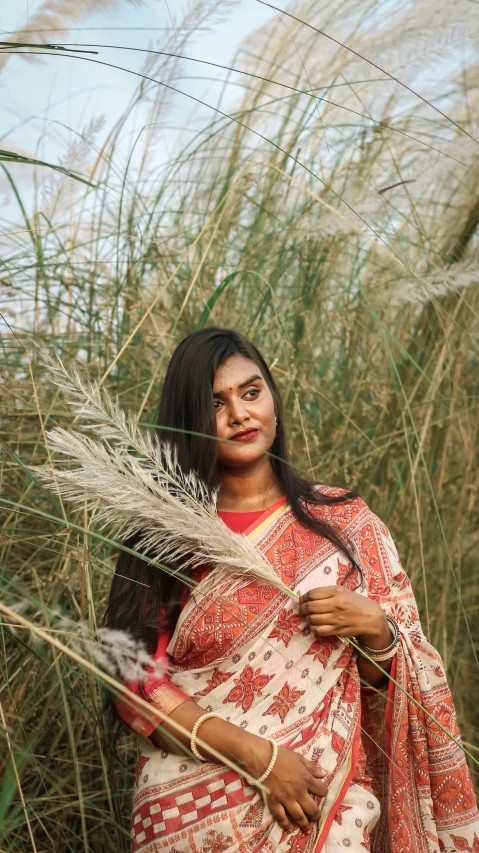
[0,1,275,175]
[1,0,473,211]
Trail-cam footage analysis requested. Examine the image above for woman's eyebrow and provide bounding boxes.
[238,373,262,389]
[213,374,263,397]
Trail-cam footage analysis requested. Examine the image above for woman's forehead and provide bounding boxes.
[213,354,263,391]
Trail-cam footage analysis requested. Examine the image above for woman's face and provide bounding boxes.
[213,353,277,469]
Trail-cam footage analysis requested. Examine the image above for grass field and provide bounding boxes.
[1,0,478,849]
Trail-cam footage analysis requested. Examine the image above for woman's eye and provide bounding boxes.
[213,388,259,409]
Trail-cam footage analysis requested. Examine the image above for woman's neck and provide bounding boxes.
[216,460,285,512]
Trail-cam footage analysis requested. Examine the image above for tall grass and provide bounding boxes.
[1,0,478,849]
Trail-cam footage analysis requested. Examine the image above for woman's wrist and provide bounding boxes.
[233,731,274,778]
[153,700,276,782]
[196,717,272,778]
[357,606,392,649]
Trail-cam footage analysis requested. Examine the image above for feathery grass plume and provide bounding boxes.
[0,0,143,72]
[53,611,167,682]
[94,626,165,682]
[34,353,298,603]
[2,602,165,682]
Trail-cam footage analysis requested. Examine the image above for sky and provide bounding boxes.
[1,0,474,213]
[0,0,275,180]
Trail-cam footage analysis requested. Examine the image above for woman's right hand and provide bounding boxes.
[150,703,327,834]
[252,745,328,835]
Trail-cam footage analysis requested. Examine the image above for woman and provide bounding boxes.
[105,327,479,853]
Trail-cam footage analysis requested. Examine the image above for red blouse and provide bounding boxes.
[115,500,287,740]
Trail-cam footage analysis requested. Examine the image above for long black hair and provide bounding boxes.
[103,327,360,661]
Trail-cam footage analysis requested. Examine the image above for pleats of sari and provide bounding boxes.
[322,781,380,851]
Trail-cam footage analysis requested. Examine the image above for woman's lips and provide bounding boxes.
[231,428,259,442]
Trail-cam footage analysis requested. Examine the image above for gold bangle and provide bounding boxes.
[253,738,278,785]
[190,712,223,761]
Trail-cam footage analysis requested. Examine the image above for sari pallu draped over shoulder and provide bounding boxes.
[130,493,479,853]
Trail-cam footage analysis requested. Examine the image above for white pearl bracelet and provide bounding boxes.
[190,712,223,761]
[253,738,278,785]
[190,715,278,787]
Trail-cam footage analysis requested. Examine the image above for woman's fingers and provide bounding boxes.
[267,754,328,833]
[301,599,336,616]
[302,758,327,777]
[299,588,336,607]
[269,801,295,834]
[302,608,339,633]
[298,792,323,821]
[308,612,334,625]
[287,801,313,833]
[307,775,328,798]
[310,624,337,636]
[286,803,312,833]
[299,761,328,798]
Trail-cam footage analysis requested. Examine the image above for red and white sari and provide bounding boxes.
[126,492,479,852]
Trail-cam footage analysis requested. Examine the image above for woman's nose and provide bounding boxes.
[228,396,250,423]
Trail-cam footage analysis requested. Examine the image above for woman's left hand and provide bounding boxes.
[298,586,388,646]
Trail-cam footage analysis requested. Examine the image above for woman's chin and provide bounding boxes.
[218,446,270,468]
